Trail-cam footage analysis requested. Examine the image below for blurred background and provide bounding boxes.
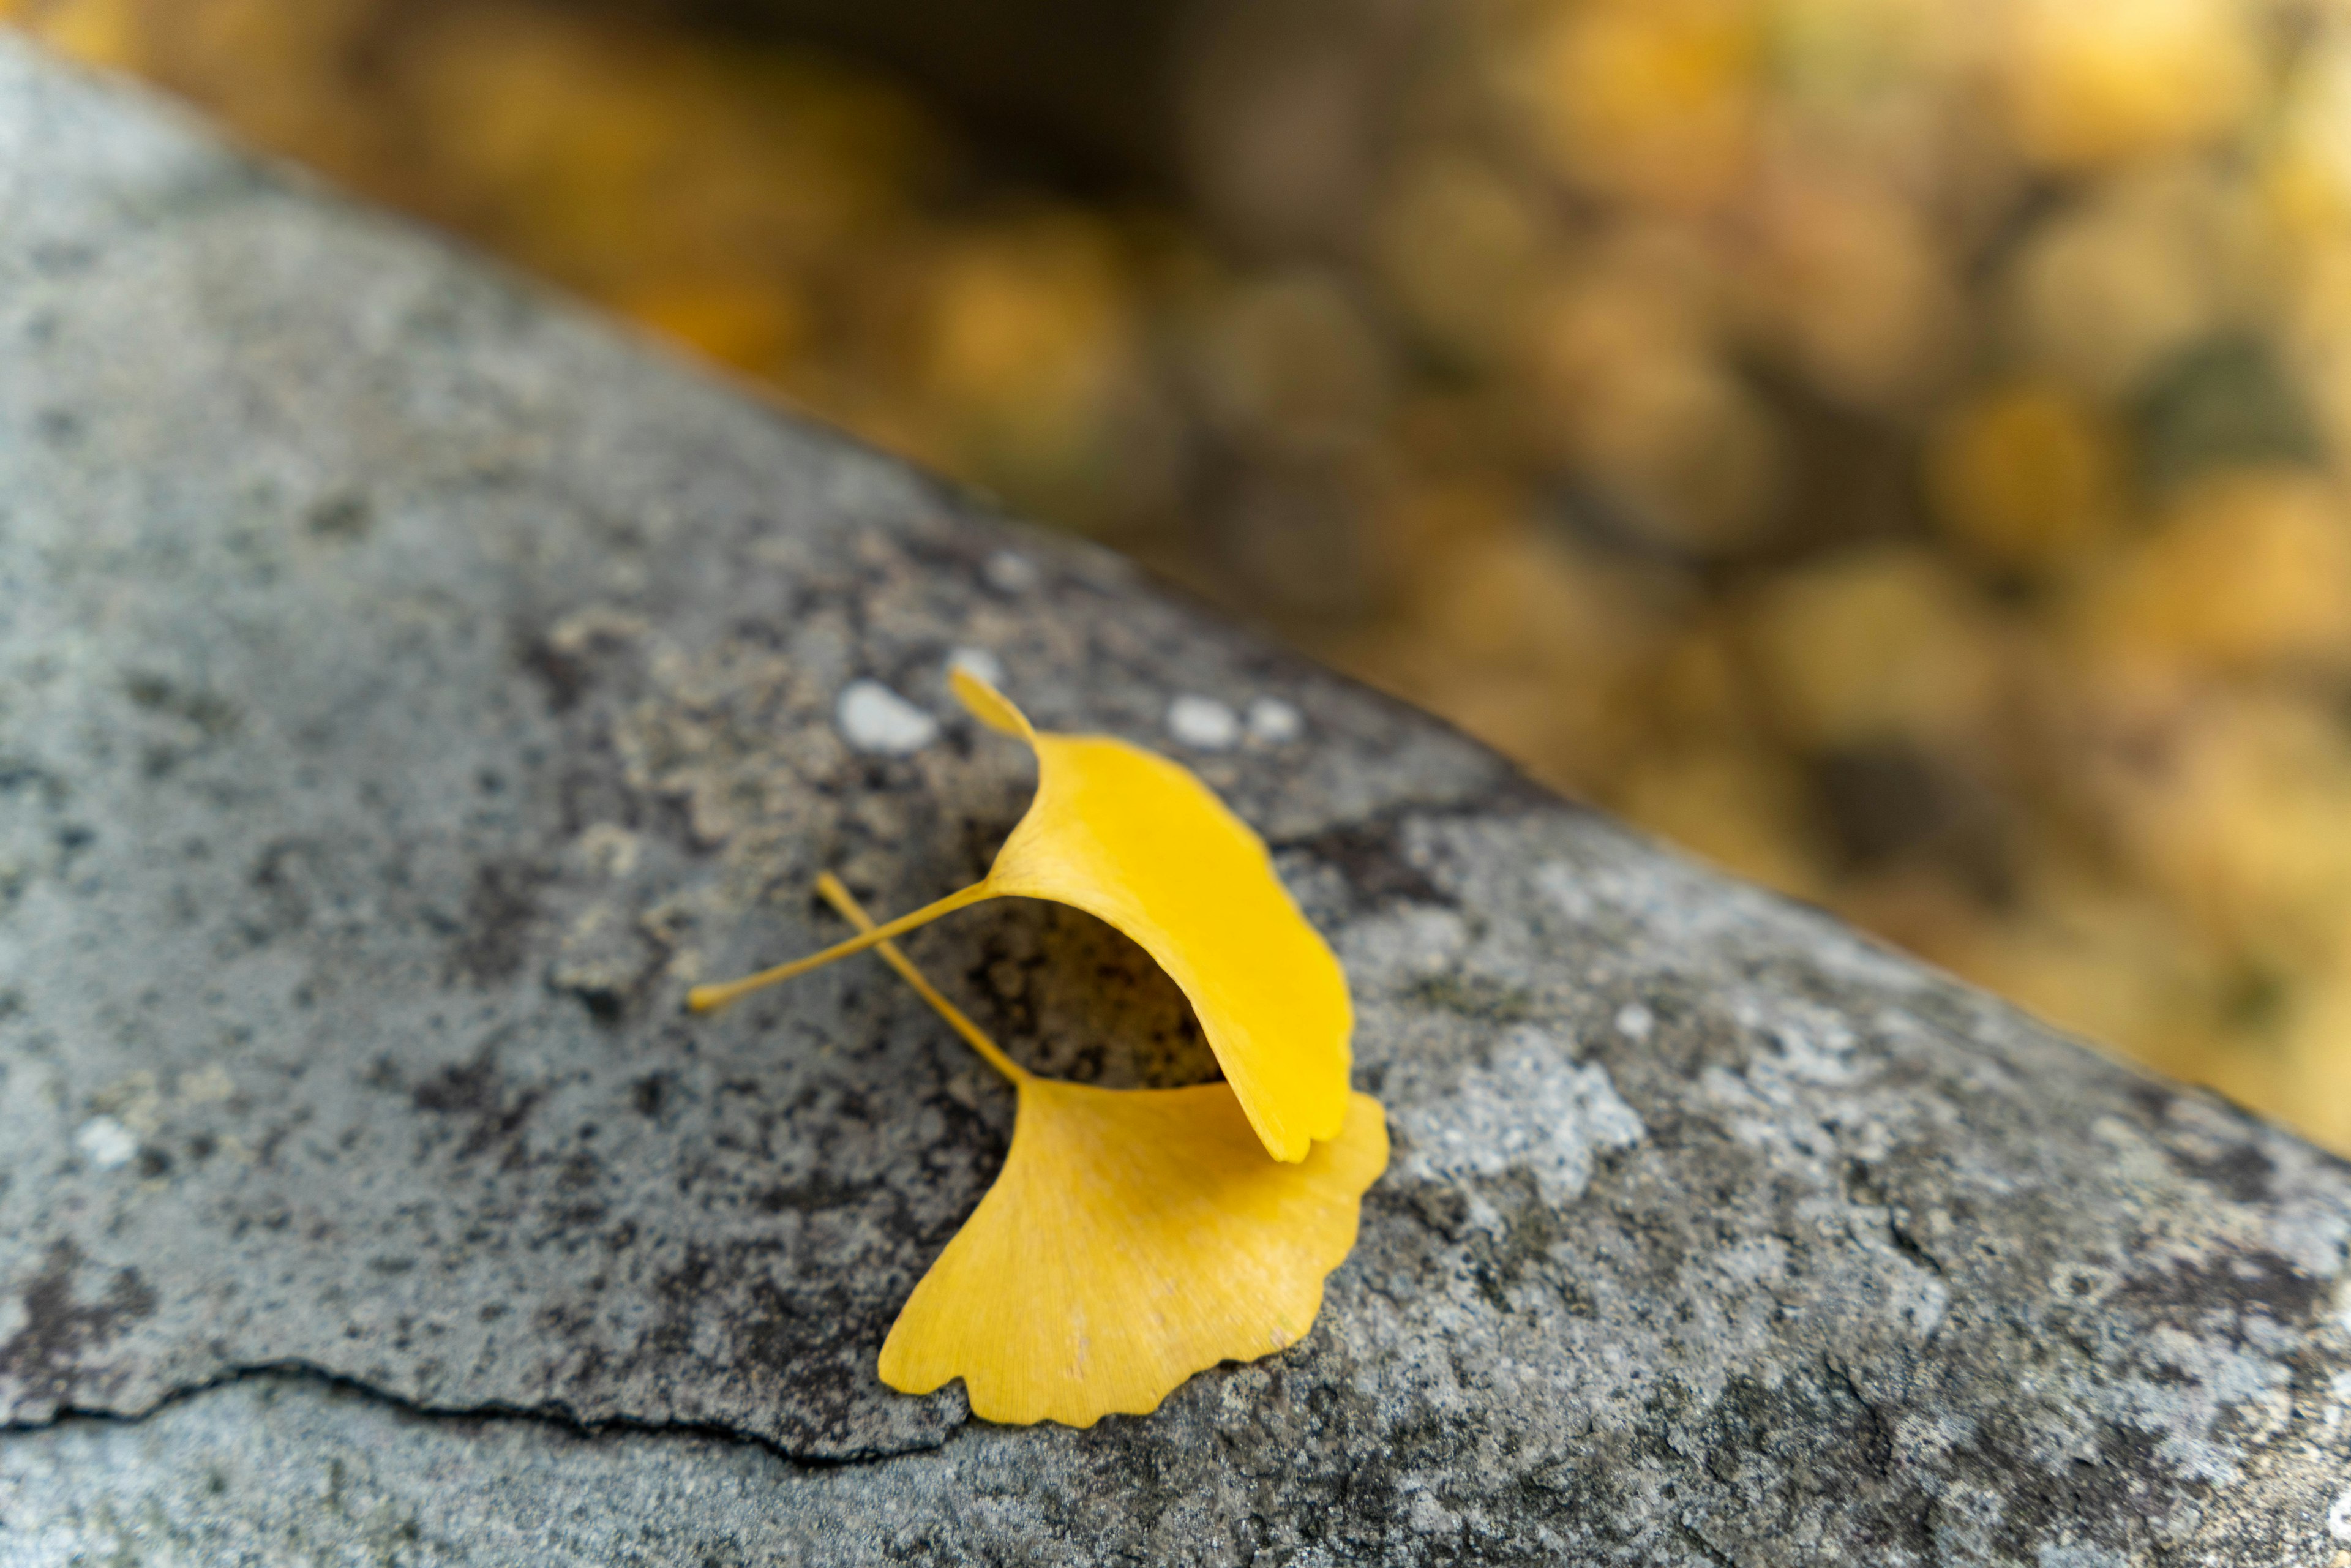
[12,0,2351,1151]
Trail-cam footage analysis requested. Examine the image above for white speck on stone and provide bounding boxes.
[1167,694,1240,750]
[946,647,1004,689]
[1397,1025,1644,1203]
[1766,1010,1864,1084]
[576,822,640,879]
[2329,1484,2351,1541]
[1406,1491,1462,1536]
[1534,861,1596,923]
[1614,1002,1654,1041]
[1714,1235,1790,1289]
[1245,696,1303,745]
[983,550,1038,594]
[2328,1371,2351,1435]
[1340,906,1470,983]
[2037,1544,2129,1568]
[178,1064,234,1106]
[836,681,939,756]
[2099,1328,2287,1485]
[75,1116,137,1170]
[1890,1260,1951,1341]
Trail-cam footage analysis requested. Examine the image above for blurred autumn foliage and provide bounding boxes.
[16,0,2351,1151]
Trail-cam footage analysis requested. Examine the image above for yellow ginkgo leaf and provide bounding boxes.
[691,670,1354,1162]
[887,1079,1389,1425]
[812,874,1389,1427]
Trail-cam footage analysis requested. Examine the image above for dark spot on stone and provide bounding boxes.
[1978,1421,2169,1561]
[656,1245,717,1310]
[1287,819,1451,909]
[368,1256,416,1276]
[1660,1368,1933,1561]
[245,838,319,942]
[573,985,628,1024]
[556,1151,600,1193]
[752,1173,876,1215]
[0,757,69,808]
[29,240,97,276]
[1396,1183,1471,1240]
[34,408,80,446]
[1408,972,1534,1023]
[626,1237,923,1454]
[2123,1078,2176,1127]
[411,1057,489,1111]
[2110,1247,2324,1327]
[133,1147,170,1180]
[122,672,241,738]
[556,756,636,837]
[631,1074,669,1118]
[305,492,372,541]
[411,1051,544,1160]
[449,859,543,985]
[0,1239,160,1412]
[534,1300,595,1340]
[2164,1136,2275,1206]
[520,639,590,715]
[1464,1190,1564,1309]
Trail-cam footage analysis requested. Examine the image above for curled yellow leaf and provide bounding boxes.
[691,671,1354,1161]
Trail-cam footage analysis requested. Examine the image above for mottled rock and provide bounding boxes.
[4,37,2350,1566]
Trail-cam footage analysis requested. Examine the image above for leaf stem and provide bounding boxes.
[685,881,992,1013]
[811,873,1029,1086]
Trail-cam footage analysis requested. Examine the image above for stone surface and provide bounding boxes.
[4,37,2351,1566]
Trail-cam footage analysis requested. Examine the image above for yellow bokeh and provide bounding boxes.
[1518,0,1761,211]
[1928,383,2125,572]
[1746,548,2002,751]
[2075,470,2351,678]
[1616,743,1825,900]
[2002,0,2258,171]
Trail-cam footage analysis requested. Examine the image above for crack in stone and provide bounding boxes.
[0,1358,969,1472]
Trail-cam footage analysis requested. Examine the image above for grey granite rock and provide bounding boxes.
[2,36,2350,1566]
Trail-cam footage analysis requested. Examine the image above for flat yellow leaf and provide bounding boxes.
[880,1081,1390,1426]
[807,871,1389,1428]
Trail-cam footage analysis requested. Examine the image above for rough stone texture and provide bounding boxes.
[4,37,2351,1567]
